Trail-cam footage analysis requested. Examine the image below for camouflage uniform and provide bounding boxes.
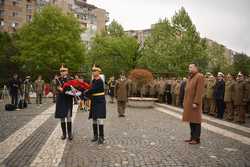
[233,79,247,123]
[224,79,235,120]
[206,78,216,116]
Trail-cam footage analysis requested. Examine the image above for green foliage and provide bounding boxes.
[0,32,19,86]
[88,20,141,77]
[15,5,86,79]
[206,41,230,73]
[140,7,208,77]
[232,53,250,75]
[107,20,125,37]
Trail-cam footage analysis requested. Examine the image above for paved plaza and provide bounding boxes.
[0,98,250,167]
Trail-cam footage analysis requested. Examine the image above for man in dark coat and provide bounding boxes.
[108,76,116,103]
[8,74,21,108]
[51,75,58,103]
[85,65,106,144]
[179,77,187,108]
[165,80,172,105]
[213,72,225,119]
[55,65,73,140]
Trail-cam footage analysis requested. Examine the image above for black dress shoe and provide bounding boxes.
[68,134,73,140]
[61,135,66,140]
[98,137,104,144]
[91,136,98,142]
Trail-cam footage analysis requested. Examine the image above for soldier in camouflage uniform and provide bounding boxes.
[206,75,216,116]
[149,80,156,98]
[224,74,235,120]
[171,79,177,106]
[232,72,247,124]
[174,80,181,106]
[158,78,166,103]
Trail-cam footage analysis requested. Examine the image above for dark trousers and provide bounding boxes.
[36,93,42,104]
[53,93,56,103]
[190,123,201,140]
[117,101,126,116]
[11,94,18,107]
[165,93,172,105]
[216,99,225,119]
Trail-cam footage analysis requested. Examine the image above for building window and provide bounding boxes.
[26,4,32,13]
[12,12,18,17]
[12,0,18,6]
[0,19,4,27]
[26,15,32,22]
[26,4,32,10]
[0,0,4,5]
[0,10,4,17]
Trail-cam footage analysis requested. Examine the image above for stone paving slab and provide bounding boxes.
[0,98,54,142]
[0,104,55,165]
[30,105,78,167]
[2,116,58,167]
[0,100,249,167]
[58,102,250,167]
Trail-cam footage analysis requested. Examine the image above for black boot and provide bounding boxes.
[67,122,73,140]
[61,122,66,140]
[98,125,104,144]
[91,124,98,142]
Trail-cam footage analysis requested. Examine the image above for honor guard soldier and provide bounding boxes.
[55,65,74,140]
[85,65,106,144]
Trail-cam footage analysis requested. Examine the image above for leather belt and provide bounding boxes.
[92,92,105,96]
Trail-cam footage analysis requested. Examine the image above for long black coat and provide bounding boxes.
[8,78,21,96]
[55,76,73,119]
[213,80,225,100]
[179,80,186,107]
[86,78,106,120]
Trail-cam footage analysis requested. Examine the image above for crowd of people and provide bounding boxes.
[1,74,63,110]
[2,74,47,110]
[2,69,250,125]
[107,71,250,124]
[1,63,250,147]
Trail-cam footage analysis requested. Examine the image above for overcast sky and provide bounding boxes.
[88,0,250,55]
